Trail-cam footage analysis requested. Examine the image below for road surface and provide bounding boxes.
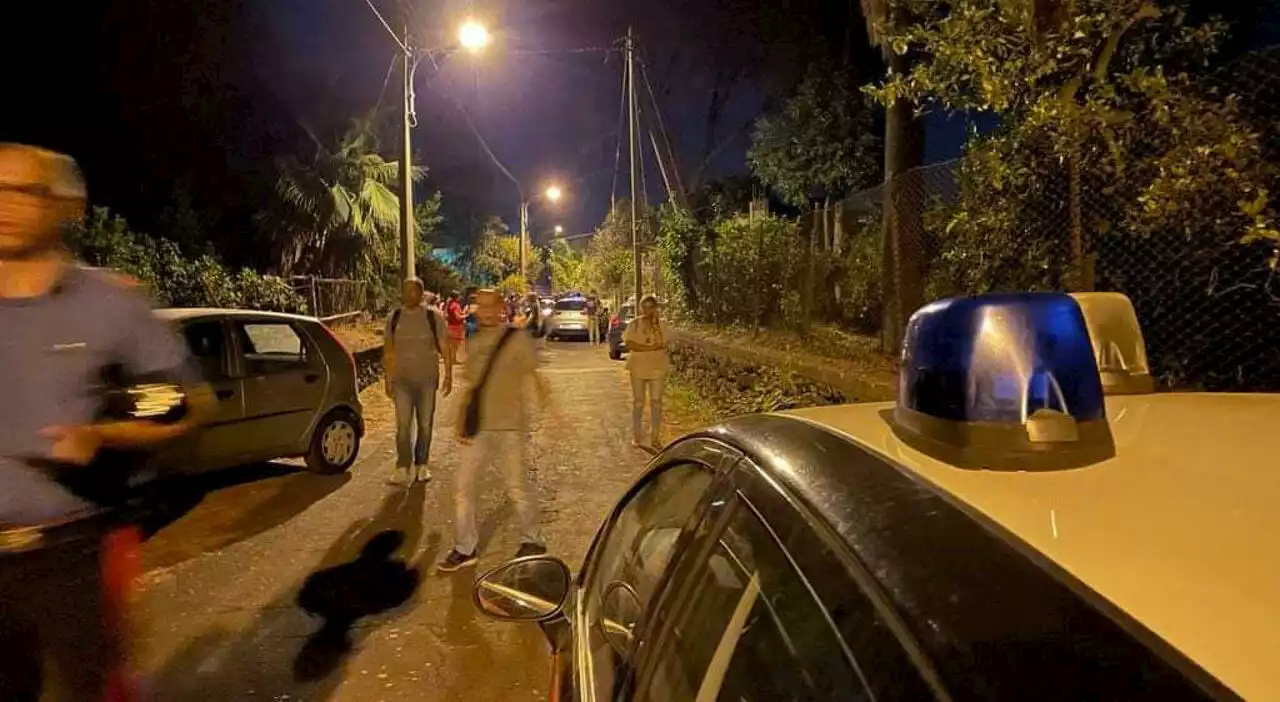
[136,340,659,701]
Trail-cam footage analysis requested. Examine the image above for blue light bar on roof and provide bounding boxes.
[893,293,1114,470]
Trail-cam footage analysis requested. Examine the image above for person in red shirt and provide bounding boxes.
[445,290,467,362]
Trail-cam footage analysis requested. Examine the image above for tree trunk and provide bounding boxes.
[880,49,926,354]
[833,199,844,304]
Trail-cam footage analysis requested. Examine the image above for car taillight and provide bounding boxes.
[319,322,357,378]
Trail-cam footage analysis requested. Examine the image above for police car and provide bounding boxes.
[471,292,1275,701]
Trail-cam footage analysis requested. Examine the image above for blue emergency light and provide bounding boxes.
[893,293,1114,470]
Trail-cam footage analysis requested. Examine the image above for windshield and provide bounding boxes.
[555,300,588,311]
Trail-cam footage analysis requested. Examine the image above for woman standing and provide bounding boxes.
[621,294,670,448]
[445,291,467,362]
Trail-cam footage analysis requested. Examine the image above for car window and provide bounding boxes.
[236,322,310,374]
[641,500,866,702]
[182,320,228,379]
[582,462,715,701]
[555,299,587,311]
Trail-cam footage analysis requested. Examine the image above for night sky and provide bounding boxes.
[3,0,1276,264]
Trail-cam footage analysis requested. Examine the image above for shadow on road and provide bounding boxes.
[140,462,351,571]
[150,482,440,700]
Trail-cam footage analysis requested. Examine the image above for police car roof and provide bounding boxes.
[749,393,1276,701]
[154,307,318,323]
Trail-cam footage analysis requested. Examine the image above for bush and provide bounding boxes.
[69,207,306,312]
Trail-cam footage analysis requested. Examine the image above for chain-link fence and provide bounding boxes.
[290,276,368,320]
[832,47,1280,392]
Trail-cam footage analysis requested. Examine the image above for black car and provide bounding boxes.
[607,303,635,360]
[472,292,1264,701]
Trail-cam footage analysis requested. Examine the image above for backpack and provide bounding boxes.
[389,306,446,357]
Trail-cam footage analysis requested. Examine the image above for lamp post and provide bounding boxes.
[363,7,489,280]
[520,183,565,279]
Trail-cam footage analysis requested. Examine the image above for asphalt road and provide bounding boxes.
[136,340,655,701]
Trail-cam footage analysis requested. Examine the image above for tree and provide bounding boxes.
[270,117,420,276]
[870,0,1279,265]
[548,240,590,293]
[749,65,882,210]
[468,216,521,284]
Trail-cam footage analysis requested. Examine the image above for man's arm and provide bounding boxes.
[45,290,209,463]
[432,310,454,395]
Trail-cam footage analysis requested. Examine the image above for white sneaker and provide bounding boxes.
[415,464,432,483]
[387,466,411,487]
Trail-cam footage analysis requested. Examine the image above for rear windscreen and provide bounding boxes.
[555,300,587,311]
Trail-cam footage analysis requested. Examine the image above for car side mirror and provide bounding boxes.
[473,555,572,622]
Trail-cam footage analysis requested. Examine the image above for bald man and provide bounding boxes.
[0,143,204,699]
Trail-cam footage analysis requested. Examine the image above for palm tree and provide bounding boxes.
[271,117,421,276]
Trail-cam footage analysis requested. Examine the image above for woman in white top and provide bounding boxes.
[621,294,670,447]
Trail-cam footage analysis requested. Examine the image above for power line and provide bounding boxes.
[361,0,408,53]
[373,50,398,114]
[425,51,523,196]
[610,60,628,209]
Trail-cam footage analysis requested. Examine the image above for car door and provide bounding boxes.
[148,317,247,474]
[568,438,741,702]
[231,318,327,456]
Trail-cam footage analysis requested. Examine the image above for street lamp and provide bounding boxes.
[520,183,566,279]
[360,4,491,279]
[458,19,491,52]
[554,225,564,235]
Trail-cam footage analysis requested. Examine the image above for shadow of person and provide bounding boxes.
[292,482,431,684]
[293,530,418,681]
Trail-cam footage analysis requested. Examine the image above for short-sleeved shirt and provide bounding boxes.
[386,305,447,385]
[622,316,671,380]
[465,326,537,432]
[0,266,192,526]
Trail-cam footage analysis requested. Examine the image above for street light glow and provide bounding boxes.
[458,20,491,52]
[555,225,564,234]
[545,185,563,202]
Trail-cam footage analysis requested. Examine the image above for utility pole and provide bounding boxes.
[626,27,642,302]
[399,22,416,281]
[519,199,529,283]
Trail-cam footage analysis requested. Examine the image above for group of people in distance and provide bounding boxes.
[382,281,670,573]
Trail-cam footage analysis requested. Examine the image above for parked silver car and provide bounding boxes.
[153,308,364,475]
[543,298,592,340]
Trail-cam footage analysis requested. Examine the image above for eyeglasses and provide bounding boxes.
[0,183,74,202]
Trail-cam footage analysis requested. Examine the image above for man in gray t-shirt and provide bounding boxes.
[0,143,204,700]
[383,277,454,485]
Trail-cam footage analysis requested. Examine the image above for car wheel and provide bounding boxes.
[306,409,361,474]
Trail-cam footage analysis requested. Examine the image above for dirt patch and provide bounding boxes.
[327,315,385,354]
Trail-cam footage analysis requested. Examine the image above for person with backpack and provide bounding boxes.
[383,278,453,486]
[437,288,546,571]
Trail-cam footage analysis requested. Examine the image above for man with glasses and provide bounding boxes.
[0,143,205,699]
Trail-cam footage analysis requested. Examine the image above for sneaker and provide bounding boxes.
[515,542,547,559]
[387,466,411,487]
[414,464,432,483]
[437,549,478,572]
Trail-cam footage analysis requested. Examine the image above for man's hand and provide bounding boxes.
[384,378,394,398]
[41,425,104,466]
[441,375,453,397]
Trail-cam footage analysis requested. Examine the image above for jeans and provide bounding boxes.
[0,529,130,700]
[393,377,438,468]
[453,430,541,555]
[630,374,666,445]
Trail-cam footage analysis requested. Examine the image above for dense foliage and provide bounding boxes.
[70,207,305,312]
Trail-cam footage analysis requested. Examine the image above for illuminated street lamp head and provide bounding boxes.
[554,225,564,235]
[544,185,563,202]
[458,20,491,52]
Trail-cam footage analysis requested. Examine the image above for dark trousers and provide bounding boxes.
[0,529,129,701]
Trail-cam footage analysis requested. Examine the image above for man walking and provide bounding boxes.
[437,289,545,571]
[0,143,205,699]
[383,278,453,486]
